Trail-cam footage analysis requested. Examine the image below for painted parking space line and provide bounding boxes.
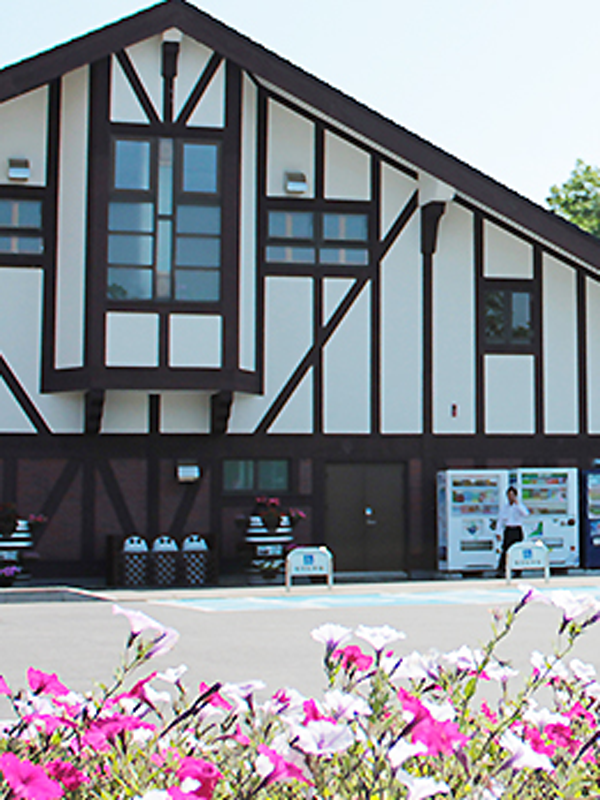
[154,584,600,614]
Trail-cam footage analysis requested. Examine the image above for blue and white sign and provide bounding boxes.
[285,547,334,590]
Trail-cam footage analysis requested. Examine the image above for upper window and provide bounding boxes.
[265,210,369,267]
[107,137,221,303]
[484,288,533,347]
[0,198,43,256]
[223,459,290,493]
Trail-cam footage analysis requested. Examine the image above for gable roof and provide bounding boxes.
[1,0,598,273]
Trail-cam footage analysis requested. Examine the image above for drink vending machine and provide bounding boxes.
[582,471,600,568]
[437,468,579,573]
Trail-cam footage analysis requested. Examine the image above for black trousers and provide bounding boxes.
[498,526,523,574]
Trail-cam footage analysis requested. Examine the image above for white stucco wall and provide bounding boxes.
[101,391,148,433]
[432,203,475,434]
[323,131,370,201]
[105,312,160,367]
[239,73,257,372]
[484,221,533,279]
[160,391,211,433]
[485,354,535,434]
[0,86,48,186]
[323,282,371,433]
[55,66,88,370]
[266,100,315,198]
[543,255,578,434]
[169,314,222,368]
[380,214,422,434]
[380,162,416,239]
[587,278,600,434]
[229,277,313,432]
[173,34,213,119]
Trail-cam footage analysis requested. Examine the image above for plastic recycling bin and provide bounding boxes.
[152,535,179,586]
[181,534,209,586]
[122,535,149,586]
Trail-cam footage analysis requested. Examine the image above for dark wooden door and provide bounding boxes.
[325,463,405,572]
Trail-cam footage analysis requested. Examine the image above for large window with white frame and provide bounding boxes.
[107,136,221,302]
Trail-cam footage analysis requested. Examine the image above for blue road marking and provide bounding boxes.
[157,585,600,614]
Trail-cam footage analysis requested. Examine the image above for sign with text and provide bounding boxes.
[506,541,550,583]
[285,547,334,590]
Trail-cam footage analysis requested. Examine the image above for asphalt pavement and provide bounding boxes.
[1,575,600,706]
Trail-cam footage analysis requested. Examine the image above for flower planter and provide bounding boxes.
[244,515,294,584]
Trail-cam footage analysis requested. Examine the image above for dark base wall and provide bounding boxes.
[1,432,597,579]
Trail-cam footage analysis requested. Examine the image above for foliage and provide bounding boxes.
[2,590,600,798]
[547,159,600,237]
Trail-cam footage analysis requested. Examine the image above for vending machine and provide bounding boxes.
[581,471,600,568]
[437,470,509,572]
[438,467,580,573]
[515,468,579,569]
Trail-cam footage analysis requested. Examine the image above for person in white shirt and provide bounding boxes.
[496,486,529,576]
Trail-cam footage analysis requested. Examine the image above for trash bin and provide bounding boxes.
[152,535,179,586]
[182,534,209,586]
[122,535,149,587]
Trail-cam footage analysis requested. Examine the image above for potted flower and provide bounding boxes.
[241,497,307,582]
[0,564,21,587]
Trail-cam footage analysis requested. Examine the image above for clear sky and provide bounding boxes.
[1,0,598,207]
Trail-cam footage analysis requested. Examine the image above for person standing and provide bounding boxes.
[496,486,529,576]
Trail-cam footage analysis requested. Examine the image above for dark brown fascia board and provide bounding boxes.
[2,0,600,272]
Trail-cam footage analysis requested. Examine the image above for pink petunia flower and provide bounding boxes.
[0,675,11,695]
[0,752,64,799]
[168,756,222,799]
[45,760,89,792]
[256,744,313,786]
[27,668,69,697]
[333,644,373,673]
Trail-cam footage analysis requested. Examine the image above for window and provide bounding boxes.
[223,460,290,492]
[0,198,43,255]
[265,210,369,267]
[107,137,221,302]
[484,288,533,346]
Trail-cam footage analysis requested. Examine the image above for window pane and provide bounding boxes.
[176,205,221,235]
[175,269,220,301]
[108,234,154,265]
[114,140,151,190]
[266,246,316,263]
[484,290,506,343]
[107,268,153,300]
[257,460,289,491]
[0,199,42,229]
[319,247,369,265]
[182,143,218,193]
[511,292,533,342]
[268,211,314,239]
[176,236,220,267]
[0,235,43,254]
[223,460,254,491]
[322,213,368,241]
[158,139,174,215]
[108,202,154,232]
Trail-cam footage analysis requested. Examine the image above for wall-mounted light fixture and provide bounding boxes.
[7,158,30,182]
[176,460,202,483]
[284,171,307,194]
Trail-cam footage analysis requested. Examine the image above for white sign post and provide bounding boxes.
[285,547,334,591]
[506,541,550,584]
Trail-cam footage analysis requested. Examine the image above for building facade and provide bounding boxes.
[1,0,599,577]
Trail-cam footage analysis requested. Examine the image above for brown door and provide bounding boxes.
[325,463,405,572]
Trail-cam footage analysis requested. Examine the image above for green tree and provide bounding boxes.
[547,158,600,237]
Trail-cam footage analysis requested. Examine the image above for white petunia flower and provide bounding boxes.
[310,623,352,650]
[156,665,188,684]
[323,689,371,720]
[387,739,427,768]
[499,730,555,772]
[530,651,569,682]
[522,700,568,728]
[395,650,441,681]
[443,645,484,671]
[396,770,451,800]
[292,719,355,755]
[570,658,597,683]
[355,624,406,651]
